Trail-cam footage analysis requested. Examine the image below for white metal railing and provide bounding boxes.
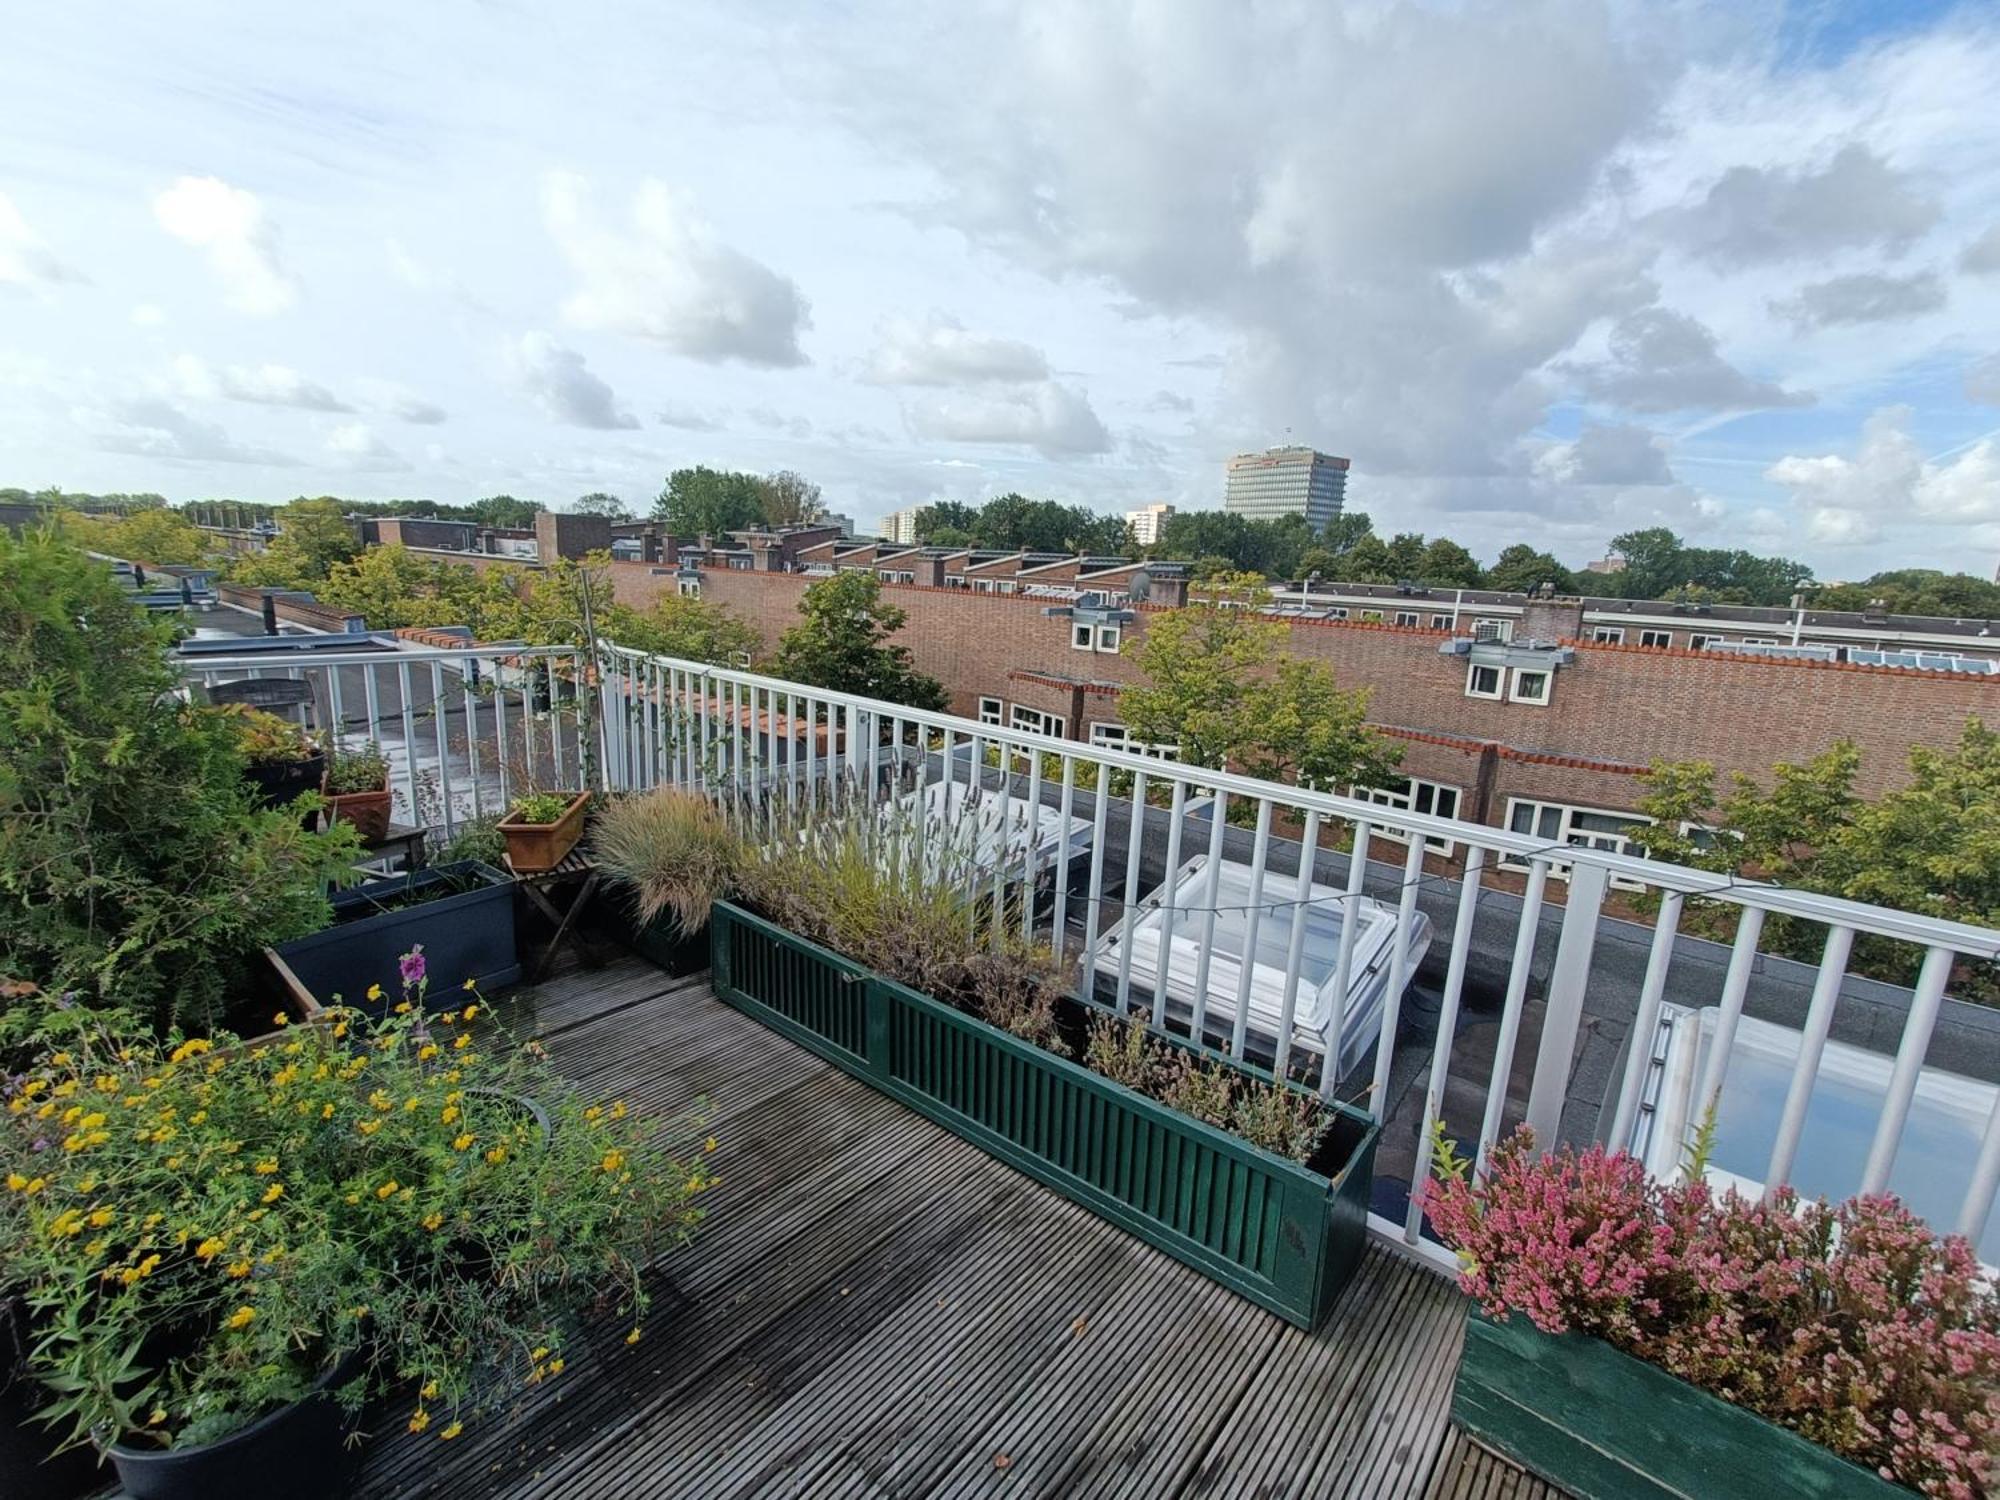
[184,639,2000,1268]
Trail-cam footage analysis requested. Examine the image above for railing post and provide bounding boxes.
[1522,861,1608,1150]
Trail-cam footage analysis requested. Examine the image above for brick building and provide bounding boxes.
[608,561,1997,850]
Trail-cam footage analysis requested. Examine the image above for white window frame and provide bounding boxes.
[1394,611,1419,627]
[977,696,1003,726]
[1089,721,1179,760]
[1359,608,1384,623]
[1009,704,1066,739]
[1639,629,1673,649]
[1590,627,1624,644]
[1508,667,1552,706]
[1430,613,1453,629]
[1071,621,1095,651]
[1351,776,1463,854]
[1465,662,1505,699]
[1472,618,1513,642]
[1094,623,1122,653]
[1689,634,1713,651]
[1736,636,1779,646]
[1501,798,1654,889]
[676,578,702,598]
[729,650,752,669]
[1327,607,1349,620]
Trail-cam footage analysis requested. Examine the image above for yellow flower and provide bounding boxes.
[600,1150,625,1174]
[165,1155,184,1170]
[253,1159,279,1175]
[88,1208,115,1228]
[453,1034,471,1051]
[50,1051,73,1066]
[270,1012,289,1027]
[195,1236,227,1260]
[4,1173,26,1191]
[374,1181,398,1200]
[461,979,476,993]
[321,1103,336,1120]
[226,1260,252,1279]
[547,1358,565,1376]
[404,1098,420,1111]
[147,1407,166,1426]
[584,1107,601,1123]
[21,1177,45,1195]
[422,1212,443,1231]
[407,1408,430,1434]
[531,1346,549,1360]
[461,1003,478,1020]
[703,1137,718,1154]
[439,1421,463,1440]
[610,1100,627,1120]
[357,1119,382,1136]
[168,1039,212,1063]
[137,1253,161,1277]
[225,1306,256,1330]
[626,1327,642,1345]
[332,1020,349,1039]
[369,1090,392,1111]
[420,1380,439,1399]
[440,1105,459,1125]
[366,984,384,1002]
[262,1183,285,1204]
[452,1133,475,1151]
[394,1001,412,1015]
[484,1146,507,1165]
[418,1045,439,1062]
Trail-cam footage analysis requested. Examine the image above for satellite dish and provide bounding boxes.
[1128,567,1153,603]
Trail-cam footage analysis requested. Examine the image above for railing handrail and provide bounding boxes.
[591,641,2000,960]
[180,643,580,669]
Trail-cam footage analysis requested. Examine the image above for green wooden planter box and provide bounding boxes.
[709,901,1378,1330]
[1454,1310,1909,1499]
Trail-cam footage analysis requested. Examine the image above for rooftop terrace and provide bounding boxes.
[351,956,1552,1500]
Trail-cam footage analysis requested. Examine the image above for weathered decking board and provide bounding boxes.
[351,959,1551,1500]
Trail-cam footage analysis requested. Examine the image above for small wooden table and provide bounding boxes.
[507,847,607,981]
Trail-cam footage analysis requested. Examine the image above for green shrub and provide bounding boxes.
[508,791,578,825]
[213,705,319,764]
[435,816,506,867]
[591,789,740,935]
[324,741,390,795]
[0,531,361,1049]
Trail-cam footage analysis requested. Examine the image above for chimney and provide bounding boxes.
[1518,598,1584,642]
[919,554,946,588]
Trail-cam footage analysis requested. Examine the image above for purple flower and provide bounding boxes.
[399,946,427,992]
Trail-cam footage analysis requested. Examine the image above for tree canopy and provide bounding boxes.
[768,571,948,710]
[571,492,632,521]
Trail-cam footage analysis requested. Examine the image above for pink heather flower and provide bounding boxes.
[1425,1125,2000,1498]
[399,946,427,992]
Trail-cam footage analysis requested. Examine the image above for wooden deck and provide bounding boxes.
[353,957,1558,1500]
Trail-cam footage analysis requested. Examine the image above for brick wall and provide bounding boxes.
[632,567,1995,820]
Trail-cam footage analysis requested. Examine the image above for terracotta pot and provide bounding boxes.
[497,792,590,873]
[322,783,392,842]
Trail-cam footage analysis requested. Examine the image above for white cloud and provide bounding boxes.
[0,193,86,291]
[1658,145,1939,267]
[79,396,296,466]
[1765,407,2000,545]
[542,173,809,366]
[172,354,350,411]
[510,332,639,429]
[1771,270,1947,330]
[326,422,411,472]
[656,402,723,431]
[864,313,1050,386]
[129,303,166,327]
[904,380,1111,457]
[746,405,814,440]
[1538,422,1674,486]
[152,176,297,316]
[355,378,447,425]
[1569,307,1812,413]
[1961,224,2000,275]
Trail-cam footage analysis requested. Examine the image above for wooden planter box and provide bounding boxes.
[268,861,521,1018]
[1453,1309,1908,1499]
[498,792,590,872]
[322,784,392,842]
[710,901,1377,1329]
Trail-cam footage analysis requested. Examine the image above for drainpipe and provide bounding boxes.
[1469,742,1501,827]
[1790,593,1805,646]
[261,594,279,636]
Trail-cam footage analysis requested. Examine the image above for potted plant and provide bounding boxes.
[321,743,392,842]
[0,954,713,1500]
[497,791,590,873]
[268,863,520,1018]
[1424,1125,1999,1499]
[715,798,1378,1331]
[217,706,326,811]
[590,789,740,976]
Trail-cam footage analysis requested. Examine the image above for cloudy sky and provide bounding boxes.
[2,1,1997,575]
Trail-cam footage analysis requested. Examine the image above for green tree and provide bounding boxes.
[1485,544,1576,595]
[248,496,360,584]
[913,500,980,542]
[0,531,358,1047]
[469,494,546,529]
[768,571,948,709]
[1338,534,1399,583]
[1383,532,1428,579]
[55,508,211,566]
[1119,578,1399,792]
[572,492,632,521]
[1318,511,1376,555]
[1419,538,1484,588]
[755,470,825,529]
[652,467,767,535]
[1816,570,2000,618]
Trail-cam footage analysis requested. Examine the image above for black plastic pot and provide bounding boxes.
[626,913,712,977]
[2,1299,106,1500]
[245,750,327,811]
[269,860,521,1017]
[105,1341,368,1500]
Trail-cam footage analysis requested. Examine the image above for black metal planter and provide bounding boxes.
[244,751,326,811]
[709,901,1378,1330]
[105,1341,368,1500]
[2,1300,106,1500]
[268,861,521,1017]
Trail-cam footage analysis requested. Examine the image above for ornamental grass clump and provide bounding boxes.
[1424,1124,2000,1498]
[0,948,712,1455]
[592,788,742,935]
